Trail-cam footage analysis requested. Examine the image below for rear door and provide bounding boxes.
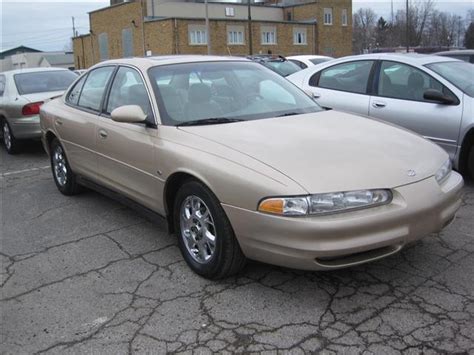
[58,66,115,178]
[368,61,463,160]
[305,60,376,115]
[95,65,160,210]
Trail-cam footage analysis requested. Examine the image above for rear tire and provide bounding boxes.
[468,145,474,181]
[2,119,21,154]
[50,138,82,195]
[174,180,246,279]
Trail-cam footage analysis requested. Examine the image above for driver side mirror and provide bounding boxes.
[423,89,456,105]
[111,105,147,124]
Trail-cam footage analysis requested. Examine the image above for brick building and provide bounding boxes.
[73,0,352,69]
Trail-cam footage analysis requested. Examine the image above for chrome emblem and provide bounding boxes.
[407,169,416,177]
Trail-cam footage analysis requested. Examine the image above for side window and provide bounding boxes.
[378,61,452,102]
[312,61,374,94]
[106,67,152,118]
[0,75,5,96]
[66,75,87,105]
[78,66,115,111]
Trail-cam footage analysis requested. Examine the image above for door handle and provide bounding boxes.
[98,129,108,139]
[312,92,321,98]
[372,101,386,108]
[55,119,63,126]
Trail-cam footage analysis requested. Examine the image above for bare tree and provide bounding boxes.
[465,22,474,49]
[353,0,471,52]
[353,8,377,53]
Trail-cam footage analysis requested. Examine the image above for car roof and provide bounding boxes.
[93,55,251,71]
[435,49,474,55]
[326,52,461,66]
[287,55,333,60]
[1,67,71,75]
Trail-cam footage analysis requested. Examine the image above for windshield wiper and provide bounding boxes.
[176,117,244,127]
[276,112,300,117]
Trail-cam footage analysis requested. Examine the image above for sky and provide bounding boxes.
[1,0,473,52]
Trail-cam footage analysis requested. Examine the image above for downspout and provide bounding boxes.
[81,36,85,68]
[90,32,96,64]
[174,19,179,54]
[312,22,316,55]
[141,1,146,56]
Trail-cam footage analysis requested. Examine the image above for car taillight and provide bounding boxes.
[22,101,44,116]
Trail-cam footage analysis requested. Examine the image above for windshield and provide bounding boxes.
[263,60,302,77]
[425,61,474,97]
[14,70,77,95]
[148,61,322,126]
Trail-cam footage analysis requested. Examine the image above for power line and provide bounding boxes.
[2,26,87,37]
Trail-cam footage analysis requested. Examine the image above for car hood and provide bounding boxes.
[178,111,448,193]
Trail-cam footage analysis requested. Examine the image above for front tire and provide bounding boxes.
[174,180,246,279]
[50,138,82,195]
[2,119,21,154]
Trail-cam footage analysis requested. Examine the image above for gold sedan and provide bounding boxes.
[40,56,463,279]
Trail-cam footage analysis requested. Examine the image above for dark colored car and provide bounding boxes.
[435,50,474,64]
[247,55,302,77]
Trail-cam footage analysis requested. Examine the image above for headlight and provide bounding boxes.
[435,159,452,184]
[258,196,309,216]
[258,189,392,216]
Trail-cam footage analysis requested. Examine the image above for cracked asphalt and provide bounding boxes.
[1,142,474,354]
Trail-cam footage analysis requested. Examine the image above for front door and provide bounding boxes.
[95,66,160,211]
[369,61,463,160]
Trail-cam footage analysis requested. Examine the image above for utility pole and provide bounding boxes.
[391,0,394,23]
[406,0,409,52]
[205,0,211,55]
[248,0,253,55]
[72,16,76,37]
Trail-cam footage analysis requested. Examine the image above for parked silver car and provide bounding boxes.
[0,67,77,154]
[287,53,474,178]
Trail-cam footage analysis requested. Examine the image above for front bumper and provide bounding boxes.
[223,172,463,271]
[7,115,41,139]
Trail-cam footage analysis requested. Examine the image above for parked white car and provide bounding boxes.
[287,53,474,178]
[287,55,334,69]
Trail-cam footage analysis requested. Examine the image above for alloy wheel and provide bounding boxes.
[3,122,11,150]
[52,144,68,187]
[179,195,217,264]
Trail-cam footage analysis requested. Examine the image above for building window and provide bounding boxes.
[122,28,134,58]
[324,8,333,25]
[98,32,109,61]
[227,26,244,45]
[188,25,207,45]
[261,26,276,45]
[225,7,235,17]
[293,28,307,45]
[342,9,348,26]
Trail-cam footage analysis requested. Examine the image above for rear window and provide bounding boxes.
[310,58,331,65]
[14,70,77,95]
[263,60,301,77]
